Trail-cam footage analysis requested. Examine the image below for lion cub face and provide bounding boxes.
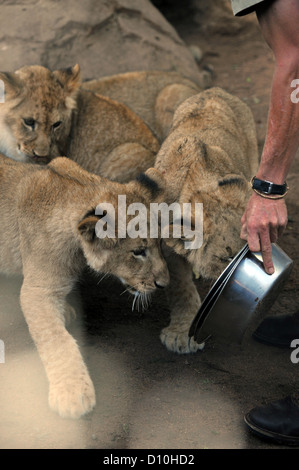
[164,180,249,280]
[77,170,170,301]
[0,64,80,163]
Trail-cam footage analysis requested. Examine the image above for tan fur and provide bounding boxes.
[0,66,258,359]
[0,65,160,182]
[0,154,169,418]
[82,70,201,142]
[155,87,259,352]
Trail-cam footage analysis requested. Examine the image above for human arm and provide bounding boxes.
[240,0,299,273]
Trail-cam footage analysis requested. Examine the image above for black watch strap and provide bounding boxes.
[251,176,288,195]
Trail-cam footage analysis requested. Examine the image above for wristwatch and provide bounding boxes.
[251,176,288,195]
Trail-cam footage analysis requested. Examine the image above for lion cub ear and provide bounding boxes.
[0,72,22,99]
[77,214,98,243]
[143,168,175,204]
[77,211,117,249]
[144,168,166,189]
[53,64,81,95]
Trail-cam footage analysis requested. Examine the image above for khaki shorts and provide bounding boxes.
[231,0,267,16]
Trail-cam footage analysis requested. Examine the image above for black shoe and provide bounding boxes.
[252,313,299,348]
[245,396,299,446]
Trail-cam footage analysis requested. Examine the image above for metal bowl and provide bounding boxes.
[189,243,293,344]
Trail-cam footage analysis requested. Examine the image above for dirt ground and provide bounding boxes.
[1,6,299,451]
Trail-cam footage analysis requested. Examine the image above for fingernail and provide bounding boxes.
[268,267,275,275]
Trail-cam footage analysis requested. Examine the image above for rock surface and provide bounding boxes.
[0,0,202,83]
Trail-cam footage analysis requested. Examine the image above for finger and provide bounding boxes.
[246,230,261,253]
[269,225,278,244]
[259,232,274,274]
[276,201,288,238]
[240,223,248,241]
[277,224,286,239]
[240,212,246,225]
[277,215,288,239]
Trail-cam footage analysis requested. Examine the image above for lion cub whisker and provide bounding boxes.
[96,271,111,286]
[132,291,152,313]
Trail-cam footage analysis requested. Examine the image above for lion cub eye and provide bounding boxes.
[52,121,62,130]
[23,117,36,129]
[132,248,147,258]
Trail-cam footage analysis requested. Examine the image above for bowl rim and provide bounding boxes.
[189,243,293,343]
[189,243,249,338]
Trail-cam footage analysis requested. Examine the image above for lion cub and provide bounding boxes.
[154,87,259,352]
[0,154,169,418]
[0,65,200,182]
[83,70,201,143]
[0,64,159,182]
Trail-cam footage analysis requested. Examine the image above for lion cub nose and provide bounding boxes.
[33,150,49,158]
[154,281,166,289]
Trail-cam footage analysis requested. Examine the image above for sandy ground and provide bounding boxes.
[1,9,299,451]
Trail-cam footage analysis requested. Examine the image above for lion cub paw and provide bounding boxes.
[160,326,205,354]
[49,374,96,419]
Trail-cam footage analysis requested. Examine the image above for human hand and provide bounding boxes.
[240,193,288,274]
